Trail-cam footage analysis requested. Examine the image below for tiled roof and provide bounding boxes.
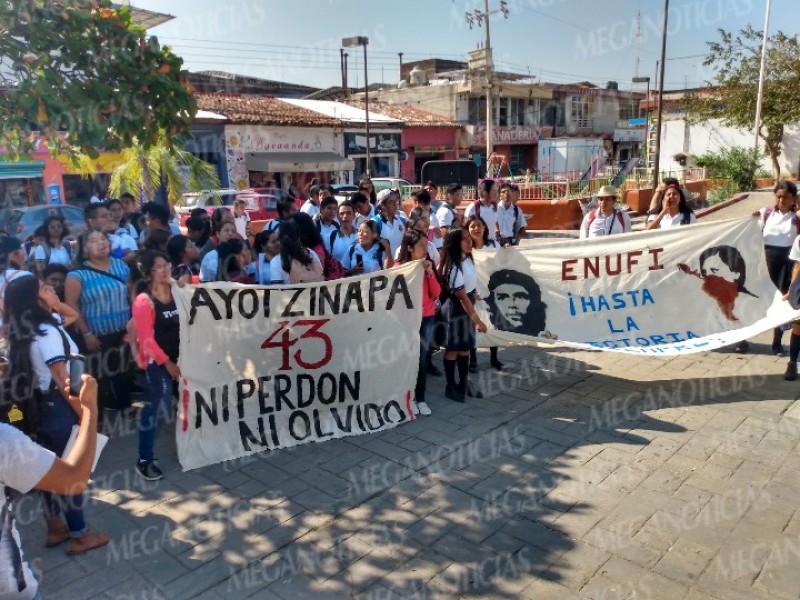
[194,94,341,127]
[346,101,459,128]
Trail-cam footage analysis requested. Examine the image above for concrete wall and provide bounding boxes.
[369,85,460,120]
[659,117,800,177]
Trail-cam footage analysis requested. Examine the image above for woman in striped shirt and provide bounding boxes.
[65,229,132,424]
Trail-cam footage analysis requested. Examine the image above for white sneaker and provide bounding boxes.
[412,401,420,415]
[417,401,432,416]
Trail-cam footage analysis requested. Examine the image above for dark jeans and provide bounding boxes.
[138,363,173,462]
[416,316,436,403]
[37,389,85,536]
[83,330,133,416]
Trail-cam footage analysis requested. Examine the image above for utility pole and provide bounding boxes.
[753,0,772,152]
[398,52,404,80]
[652,0,669,190]
[465,0,509,170]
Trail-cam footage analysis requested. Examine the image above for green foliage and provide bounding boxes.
[109,134,221,206]
[687,27,800,177]
[708,180,740,206]
[0,0,195,160]
[694,147,763,192]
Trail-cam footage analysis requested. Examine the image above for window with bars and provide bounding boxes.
[570,95,593,128]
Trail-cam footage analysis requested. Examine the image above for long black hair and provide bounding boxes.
[4,275,60,430]
[42,215,69,244]
[279,220,313,274]
[217,238,245,282]
[290,212,323,250]
[131,250,169,296]
[397,229,428,264]
[74,228,109,264]
[438,227,469,282]
[698,245,758,297]
[650,184,694,224]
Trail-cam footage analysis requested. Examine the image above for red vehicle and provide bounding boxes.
[175,188,295,226]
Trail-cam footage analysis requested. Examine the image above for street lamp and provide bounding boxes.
[632,76,650,165]
[342,36,370,178]
[652,0,670,189]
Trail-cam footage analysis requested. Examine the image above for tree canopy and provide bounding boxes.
[689,26,800,177]
[0,0,196,160]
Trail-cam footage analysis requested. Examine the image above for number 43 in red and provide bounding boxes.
[261,319,333,371]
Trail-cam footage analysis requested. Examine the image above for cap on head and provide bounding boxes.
[376,188,399,205]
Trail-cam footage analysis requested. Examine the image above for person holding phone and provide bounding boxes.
[1,373,100,599]
[4,276,110,556]
[130,251,181,481]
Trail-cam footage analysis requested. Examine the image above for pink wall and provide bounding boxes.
[401,127,459,183]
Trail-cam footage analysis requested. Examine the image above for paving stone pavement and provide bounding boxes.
[16,319,800,600]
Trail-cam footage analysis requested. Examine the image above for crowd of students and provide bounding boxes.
[0,179,529,582]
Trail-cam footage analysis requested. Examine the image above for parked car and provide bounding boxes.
[175,188,293,225]
[4,205,86,242]
[331,184,359,204]
[371,178,413,195]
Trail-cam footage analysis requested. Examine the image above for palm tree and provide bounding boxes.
[108,133,220,205]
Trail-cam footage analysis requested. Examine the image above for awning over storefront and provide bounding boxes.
[246,152,354,173]
[0,160,45,180]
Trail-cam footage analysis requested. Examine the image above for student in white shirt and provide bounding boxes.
[0,374,99,600]
[330,201,359,264]
[32,215,73,276]
[300,183,330,218]
[315,196,340,253]
[374,189,406,256]
[435,183,462,248]
[200,221,237,282]
[497,183,529,245]
[464,179,499,242]
[579,186,632,239]
[351,192,376,229]
[757,181,800,361]
[646,185,696,229]
[5,275,110,557]
[341,220,392,276]
[232,199,251,240]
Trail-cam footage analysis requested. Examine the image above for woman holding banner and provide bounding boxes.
[397,229,440,416]
[750,181,799,357]
[130,251,181,481]
[465,216,503,372]
[438,229,488,402]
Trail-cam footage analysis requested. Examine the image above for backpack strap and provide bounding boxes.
[473,200,481,217]
[616,210,625,231]
[375,242,384,267]
[329,230,338,252]
[373,215,383,234]
[586,209,597,236]
[2,487,27,593]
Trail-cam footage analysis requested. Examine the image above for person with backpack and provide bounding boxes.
[438,228,488,402]
[749,180,800,358]
[264,196,298,235]
[5,275,110,556]
[0,373,100,598]
[396,229,440,417]
[330,201,359,264]
[579,186,632,239]
[646,183,696,229]
[497,183,528,246]
[130,251,180,481]
[315,196,340,254]
[464,179,500,244]
[374,189,406,256]
[31,216,73,276]
[351,192,376,229]
[342,220,392,276]
[293,212,343,281]
[435,183,462,247]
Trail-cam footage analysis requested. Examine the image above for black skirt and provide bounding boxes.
[441,290,477,351]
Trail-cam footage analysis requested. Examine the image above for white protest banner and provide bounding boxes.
[473,218,800,355]
[173,262,423,471]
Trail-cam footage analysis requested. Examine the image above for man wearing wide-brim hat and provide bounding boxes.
[579,185,632,239]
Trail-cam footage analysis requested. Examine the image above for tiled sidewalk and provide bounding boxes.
[20,329,800,599]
